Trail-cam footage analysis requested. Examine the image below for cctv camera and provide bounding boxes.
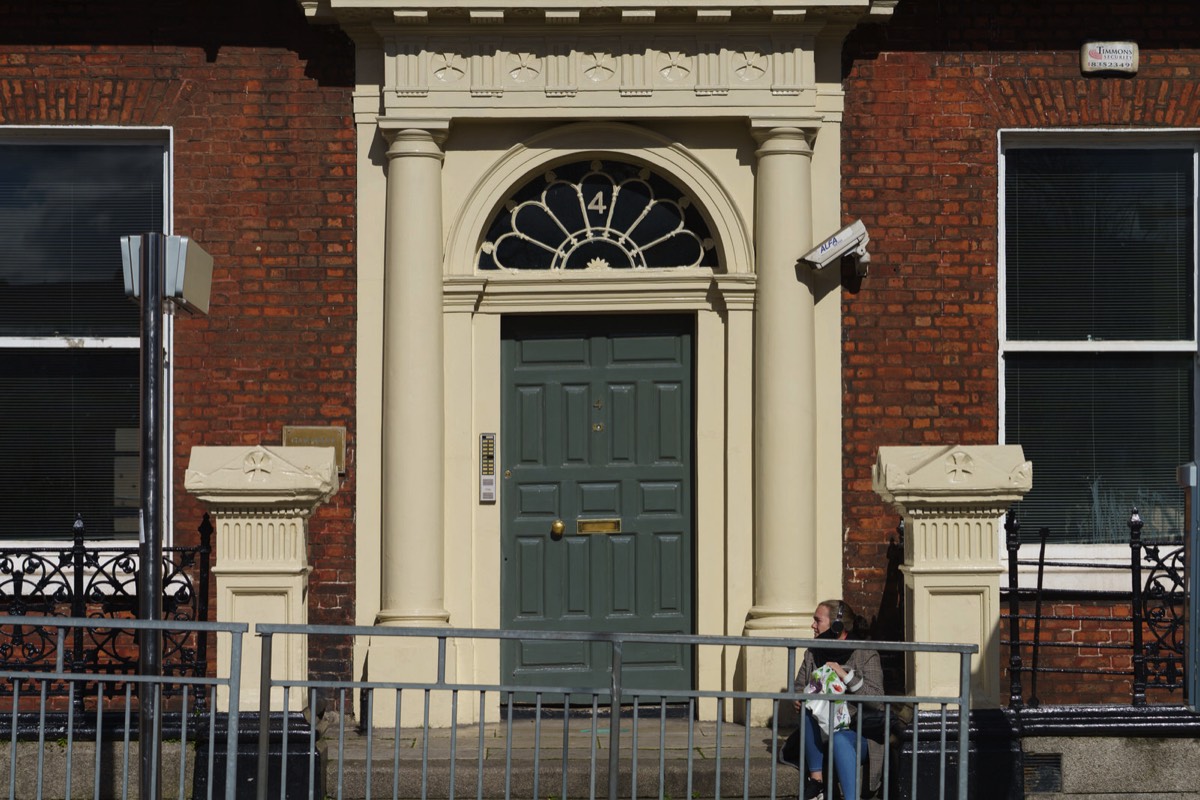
[801,220,871,274]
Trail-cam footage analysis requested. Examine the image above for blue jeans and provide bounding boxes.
[803,710,868,800]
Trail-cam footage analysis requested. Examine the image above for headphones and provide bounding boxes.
[830,601,846,637]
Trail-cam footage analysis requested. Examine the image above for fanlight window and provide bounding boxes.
[478,160,717,271]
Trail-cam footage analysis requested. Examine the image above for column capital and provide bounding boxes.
[379,118,449,148]
[748,121,816,152]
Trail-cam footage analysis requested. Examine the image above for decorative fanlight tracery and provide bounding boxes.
[478,159,717,271]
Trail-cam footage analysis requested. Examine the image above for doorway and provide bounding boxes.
[499,314,695,696]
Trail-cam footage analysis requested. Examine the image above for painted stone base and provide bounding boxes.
[361,634,463,728]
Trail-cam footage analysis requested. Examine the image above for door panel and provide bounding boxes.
[500,315,694,696]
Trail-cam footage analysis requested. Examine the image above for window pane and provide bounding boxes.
[479,159,718,271]
[1,349,140,539]
[0,143,164,337]
[1005,148,1194,342]
[1006,352,1191,544]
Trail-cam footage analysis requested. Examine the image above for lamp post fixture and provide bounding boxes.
[120,233,213,800]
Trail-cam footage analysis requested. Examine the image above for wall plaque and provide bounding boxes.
[1081,42,1138,75]
[282,426,347,474]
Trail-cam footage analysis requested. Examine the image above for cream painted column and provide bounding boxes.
[377,124,450,627]
[184,445,338,711]
[738,126,816,725]
[873,445,1033,708]
[747,126,817,631]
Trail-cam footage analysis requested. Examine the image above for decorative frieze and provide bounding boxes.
[431,50,466,85]
[695,40,727,96]
[582,48,617,84]
[545,43,577,96]
[470,40,504,96]
[770,38,810,96]
[376,32,823,112]
[393,42,428,97]
[620,48,651,96]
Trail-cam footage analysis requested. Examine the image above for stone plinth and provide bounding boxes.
[185,445,339,711]
[873,445,1032,708]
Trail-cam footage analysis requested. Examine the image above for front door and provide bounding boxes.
[500,315,694,696]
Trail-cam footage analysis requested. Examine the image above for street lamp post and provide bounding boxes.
[121,233,213,800]
[138,232,166,800]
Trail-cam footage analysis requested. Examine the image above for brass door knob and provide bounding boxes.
[550,519,565,537]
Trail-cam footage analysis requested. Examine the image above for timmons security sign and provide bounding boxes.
[1081,41,1138,75]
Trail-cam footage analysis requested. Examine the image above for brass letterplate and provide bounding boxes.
[577,518,621,535]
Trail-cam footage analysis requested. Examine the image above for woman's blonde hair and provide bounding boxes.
[818,599,857,634]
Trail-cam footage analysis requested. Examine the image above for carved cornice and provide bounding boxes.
[305,3,888,121]
[184,446,340,512]
[302,2,893,26]
[462,271,729,314]
[873,444,1034,510]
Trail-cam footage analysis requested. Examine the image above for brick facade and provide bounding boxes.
[1003,598,1182,707]
[9,0,1198,701]
[841,1,1200,700]
[0,0,357,680]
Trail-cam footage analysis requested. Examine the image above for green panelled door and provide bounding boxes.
[500,315,694,696]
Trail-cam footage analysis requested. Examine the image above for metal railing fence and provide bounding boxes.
[257,624,977,800]
[0,619,975,800]
[0,514,214,690]
[1003,508,1187,707]
[0,616,246,800]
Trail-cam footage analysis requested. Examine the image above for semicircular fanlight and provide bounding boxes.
[478,159,717,271]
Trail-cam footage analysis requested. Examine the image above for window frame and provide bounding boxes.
[998,128,1200,584]
[0,126,175,548]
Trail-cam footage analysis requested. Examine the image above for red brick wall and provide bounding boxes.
[0,0,357,680]
[1002,598,1185,706]
[1004,600,1136,706]
[840,1,1200,647]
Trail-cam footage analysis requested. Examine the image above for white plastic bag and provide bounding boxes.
[805,664,850,736]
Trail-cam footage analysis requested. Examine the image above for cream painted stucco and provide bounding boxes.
[184,445,339,711]
[309,2,892,724]
[873,445,1034,708]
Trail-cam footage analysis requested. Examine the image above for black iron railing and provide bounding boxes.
[0,514,212,688]
[1003,508,1186,708]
